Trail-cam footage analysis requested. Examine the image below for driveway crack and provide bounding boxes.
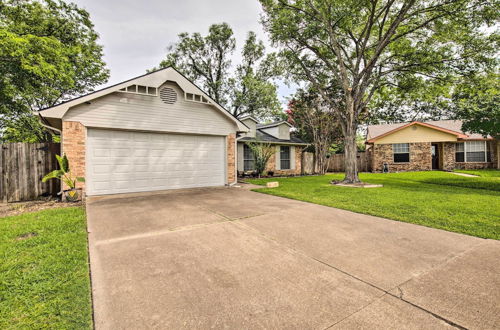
[233,220,468,330]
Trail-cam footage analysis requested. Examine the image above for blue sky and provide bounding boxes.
[72,0,296,108]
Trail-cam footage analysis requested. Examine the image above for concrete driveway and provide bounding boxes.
[86,186,500,329]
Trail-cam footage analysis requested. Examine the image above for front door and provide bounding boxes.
[431,144,439,170]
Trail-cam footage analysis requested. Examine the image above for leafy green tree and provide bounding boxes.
[156,23,281,119]
[260,0,499,183]
[0,0,109,142]
[245,141,276,177]
[453,73,499,139]
[288,86,342,174]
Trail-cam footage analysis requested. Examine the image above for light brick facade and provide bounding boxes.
[227,133,236,184]
[62,121,86,191]
[264,146,303,176]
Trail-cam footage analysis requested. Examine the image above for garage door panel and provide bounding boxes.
[87,129,226,195]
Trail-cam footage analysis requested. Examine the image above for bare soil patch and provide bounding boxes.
[0,198,83,218]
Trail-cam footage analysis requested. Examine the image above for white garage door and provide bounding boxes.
[86,129,226,195]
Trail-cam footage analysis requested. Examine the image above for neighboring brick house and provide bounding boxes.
[37,67,249,196]
[236,116,308,176]
[366,120,499,173]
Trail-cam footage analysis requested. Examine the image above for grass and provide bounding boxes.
[454,169,500,178]
[0,207,92,329]
[247,171,500,240]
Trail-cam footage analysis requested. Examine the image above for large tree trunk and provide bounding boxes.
[342,126,360,183]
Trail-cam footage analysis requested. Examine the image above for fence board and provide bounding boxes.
[327,152,371,172]
[0,143,60,202]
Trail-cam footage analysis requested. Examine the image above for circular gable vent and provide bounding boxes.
[159,87,177,104]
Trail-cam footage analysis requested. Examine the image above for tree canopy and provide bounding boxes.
[0,0,109,142]
[453,72,499,139]
[287,86,342,174]
[260,0,499,182]
[156,23,282,119]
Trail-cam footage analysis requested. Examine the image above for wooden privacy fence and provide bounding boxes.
[327,152,372,172]
[0,143,60,202]
[301,152,315,174]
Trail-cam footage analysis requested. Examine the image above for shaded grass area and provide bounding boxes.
[248,171,500,240]
[454,169,500,178]
[0,207,92,329]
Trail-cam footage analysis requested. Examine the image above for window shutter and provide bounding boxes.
[290,146,295,170]
[275,146,281,170]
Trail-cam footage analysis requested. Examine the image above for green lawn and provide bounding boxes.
[0,207,92,329]
[247,171,500,240]
[454,169,500,178]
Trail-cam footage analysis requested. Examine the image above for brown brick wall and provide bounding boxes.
[452,140,497,170]
[441,142,456,171]
[371,142,432,172]
[371,140,498,172]
[62,121,86,192]
[227,133,236,183]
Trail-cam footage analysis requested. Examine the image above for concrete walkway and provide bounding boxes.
[86,187,500,329]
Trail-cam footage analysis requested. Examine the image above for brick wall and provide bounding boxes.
[227,133,236,183]
[265,146,302,176]
[372,142,432,172]
[62,121,86,192]
[441,142,456,171]
[453,140,498,170]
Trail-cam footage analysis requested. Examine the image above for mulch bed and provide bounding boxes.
[0,197,83,218]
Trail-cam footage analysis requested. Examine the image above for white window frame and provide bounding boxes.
[459,141,488,163]
[393,143,410,163]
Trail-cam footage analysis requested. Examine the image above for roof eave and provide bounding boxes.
[367,121,467,143]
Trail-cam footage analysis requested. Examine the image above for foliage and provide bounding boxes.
[247,171,500,239]
[0,207,92,329]
[331,135,367,153]
[452,73,499,139]
[259,0,499,183]
[156,23,281,119]
[287,86,342,174]
[0,0,109,142]
[42,154,85,190]
[245,141,276,177]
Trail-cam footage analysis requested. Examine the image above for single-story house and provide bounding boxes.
[236,116,308,176]
[37,67,249,196]
[366,120,499,172]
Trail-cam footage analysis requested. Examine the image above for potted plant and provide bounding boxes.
[42,154,85,202]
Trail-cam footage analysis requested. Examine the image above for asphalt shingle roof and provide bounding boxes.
[238,129,307,145]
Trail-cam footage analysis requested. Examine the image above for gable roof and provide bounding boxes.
[257,121,293,129]
[37,66,248,132]
[239,115,259,123]
[238,129,307,145]
[367,120,490,143]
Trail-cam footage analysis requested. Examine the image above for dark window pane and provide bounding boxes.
[280,159,290,169]
[487,152,491,162]
[280,146,290,159]
[455,152,465,162]
[466,152,485,162]
[243,145,255,170]
[280,146,291,169]
[244,160,254,171]
[394,153,409,163]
